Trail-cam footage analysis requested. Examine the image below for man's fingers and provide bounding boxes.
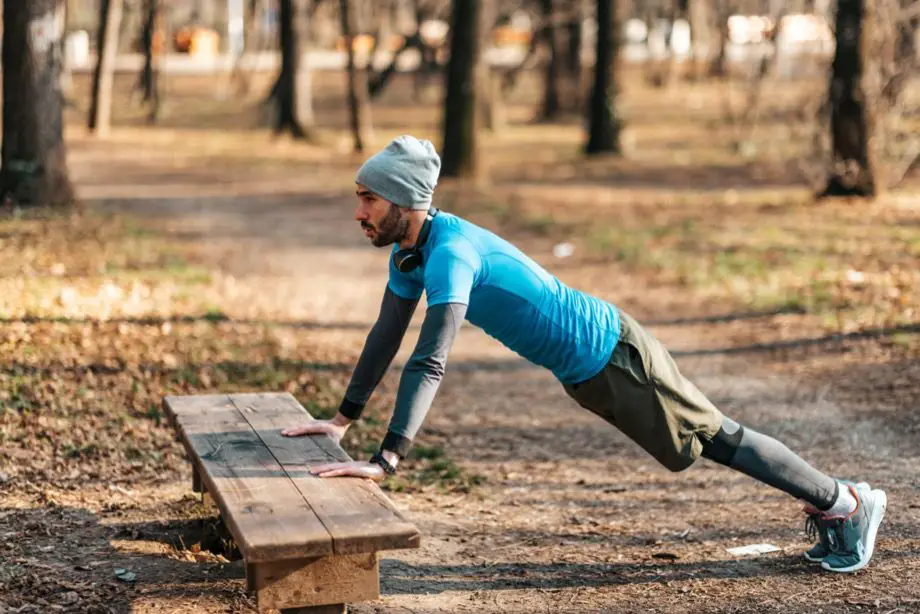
[282,423,328,436]
[316,468,355,478]
[308,463,342,474]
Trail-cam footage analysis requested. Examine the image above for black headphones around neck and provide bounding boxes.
[392,208,440,273]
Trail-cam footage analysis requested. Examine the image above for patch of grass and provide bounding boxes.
[202,308,229,323]
[384,454,486,494]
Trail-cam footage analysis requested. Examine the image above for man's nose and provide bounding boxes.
[354,204,366,221]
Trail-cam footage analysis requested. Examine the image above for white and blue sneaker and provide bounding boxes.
[819,483,887,573]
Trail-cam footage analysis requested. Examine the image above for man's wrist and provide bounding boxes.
[380,430,413,459]
[338,397,365,421]
[331,412,353,428]
[380,449,400,468]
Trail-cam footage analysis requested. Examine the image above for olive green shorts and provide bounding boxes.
[563,310,724,472]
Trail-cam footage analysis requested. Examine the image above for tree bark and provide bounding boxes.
[341,0,374,152]
[820,0,876,197]
[136,0,161,121]
[0,0,75,208]
[275,0,310,138]
[539,0,562,120]
[585,0,622,155]
[88,0,124,136]
[441,0,483,178]
[708,0,730,78]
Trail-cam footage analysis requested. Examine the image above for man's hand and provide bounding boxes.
[308,461,385,481]
[281,413,352,444]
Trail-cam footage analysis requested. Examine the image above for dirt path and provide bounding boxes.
[16,140,917,614]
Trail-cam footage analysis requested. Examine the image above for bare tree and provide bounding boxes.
[820,0,877,196]
[803,0,920,197]
[88,0,125,136]
[539,0,563,120]
[441,0,484,178]
[585,0,622,154]
[135,0,161,122]
[341,0,374,151]
[274,0,313,139]
[1,0,75,208]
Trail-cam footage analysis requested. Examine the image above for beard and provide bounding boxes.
[363,204,409,247]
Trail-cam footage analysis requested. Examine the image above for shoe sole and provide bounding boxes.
[821,489,887,573]
[804,552,826,562]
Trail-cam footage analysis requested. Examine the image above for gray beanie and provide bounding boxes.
[355,135,441,210]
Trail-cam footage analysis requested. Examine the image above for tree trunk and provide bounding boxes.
[562,0,584,111]
[137,0,160,121]
[0,0,75,208]
[275,0,309,138]
[708,0,729,78]
[412,0,438,102]
[341,0,374,152]
[539,0,562,120]
[585,0,622,155]
[565,2,583,77]
[441,0,483,179]
[687,0,710,81]
[88,0,124,136]
[820,0,876,197]
[61,0,75,105]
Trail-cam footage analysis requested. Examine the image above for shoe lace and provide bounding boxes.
[804,513,822,543]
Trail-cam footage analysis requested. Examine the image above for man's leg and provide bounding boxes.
[700,416,840,511]
[564,308,887,572]
[700,415,887,572]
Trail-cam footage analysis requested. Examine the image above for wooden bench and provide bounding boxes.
[163,392,420,613]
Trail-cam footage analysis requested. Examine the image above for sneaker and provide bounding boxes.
[821,483,887,573]
[803,481,868,563]
[804,511,834,562]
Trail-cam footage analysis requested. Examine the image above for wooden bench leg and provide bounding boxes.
[251,553,377,613]
[246,562,258,595]
[192,466,203,493]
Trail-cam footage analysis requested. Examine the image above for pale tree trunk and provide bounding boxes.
[441,0,483,178]
[1,0,75,208]
[340,0,374,152]
[88,0,124,136]
[585,0,622,154]
[687,0,711,80]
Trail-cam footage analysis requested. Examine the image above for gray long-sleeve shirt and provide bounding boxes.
[338,286,467,457]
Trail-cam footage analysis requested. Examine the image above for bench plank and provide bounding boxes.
[230,393,421,555]
[163,394,333,562]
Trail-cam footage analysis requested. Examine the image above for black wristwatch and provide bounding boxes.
[370,452,397,475]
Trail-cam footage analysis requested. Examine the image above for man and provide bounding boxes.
[282,135,887,573]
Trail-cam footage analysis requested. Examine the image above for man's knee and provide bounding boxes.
[701,419,744,466]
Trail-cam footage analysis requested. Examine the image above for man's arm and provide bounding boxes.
[338,286,419,421]
[305,301,467,479]
[380,301,468,461]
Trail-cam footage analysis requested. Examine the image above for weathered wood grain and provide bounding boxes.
[163,394,332,562]
[253,553,377,612]
[231,392,421,555]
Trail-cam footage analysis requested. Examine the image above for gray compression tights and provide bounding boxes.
[700,416,839,510]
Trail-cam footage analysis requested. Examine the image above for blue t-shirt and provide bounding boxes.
[388,212,621,384]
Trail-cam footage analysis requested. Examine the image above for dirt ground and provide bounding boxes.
[2,72,920,613]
